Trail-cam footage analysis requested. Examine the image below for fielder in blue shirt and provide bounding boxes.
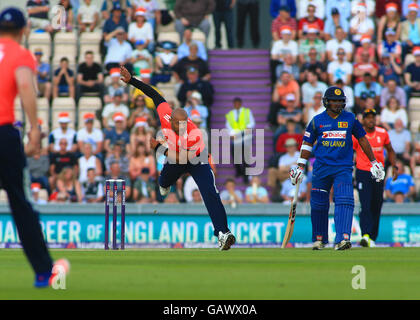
[289,86,385,250]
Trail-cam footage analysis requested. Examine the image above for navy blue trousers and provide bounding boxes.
[356,169,384,241]
[159,162,229,236]
[0,125,52,274]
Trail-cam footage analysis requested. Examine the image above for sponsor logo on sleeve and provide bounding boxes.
[304,131,311,138]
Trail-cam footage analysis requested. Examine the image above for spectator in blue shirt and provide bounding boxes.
[355,73,382,108]
[325,0,350,20]
[101,0,131,21]
[324,8,349,40]
[177,28,207,61]
[385,160,416,202]
[34,48,51,100]
[53,57,75,99]
[245,176,269,203]
[270,0,296,18]
[103,4,129,35]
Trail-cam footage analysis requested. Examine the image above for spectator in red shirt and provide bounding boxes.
[354,50,379,82]
[275,119,303,154]
[298,4,324,39]
[271,6,297,41]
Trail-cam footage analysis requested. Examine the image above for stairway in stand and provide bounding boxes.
[208,49,273,193]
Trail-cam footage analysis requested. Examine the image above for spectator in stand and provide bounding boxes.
[402,0,420,18]
[132,0,161,30]
[77,0,100,33]
[271,26,298,64]
[380,79,406,109]
[132,167,157,203]
[58,0,74,32]
[76,113,104,157]
[104,68,130,104]
[104,27,133,73]
[354,51,379,83]
[129,117,152,152]
[299,47,327,83]
[177,28,207,61]
[102,91,130,130]
[301,69,328,108]
[354,35,376,63]
[165,192,180,203]
[128,7,154,52]
[303,91,325,124]
[173,43,210,83]
[27,149,50,194]
[103,4,129,36]
[281,175,307,203]
[350,0,375,17]
[105,161,132,199]
[400,3,420,56]
[388,118,414,173]
[76,51,104,100]
[354,73,382,108]
[335,79,355,111]
[53,57,75,99]
[34,48,51,100]
[297,0,325,20]
[298,24,325,64]
[350,3,375,45]
[324,8,349,41]
[54,167,83,203]
[132,69,164,109]
[183,175,199,203]
[31,183,47,205]
[78,143,102,183]
[191,189,203,203]
[275,93,302,137]
[236,0,260,48]
[104,112,131,153]
[153,41,178,84]
[131,40,153,76]
[404,46,420,99]
[375,0,401,19]
[245,176,269,203]
[327,48,353,85]
[268,71,300,126]
[385,160,416,202]
[275,119,303,154]
[128,142,156,181]
[174,0,215,41]
[378,28,402,63]
[49,113,78,153]
[105,142,130,176]
[220,178,243,206]
[270,0,297,19]
[378,52,403,86]
[381,96,408,130]
[354,96,379,120]
[298,4,324,39]
[325,0,351,20]
[413,123,420,169]
[275,53,300,82]
[49,138,78,192]
[213,0,235,49]
[127,95,156,128]
[101,0,132,22]
[184,91,209,129]
[326,27,352,62]
[377,3,401,46]
[81,168,104,203]
[271,6,297,41]
[177,66,214,107]
[26,0,54,33]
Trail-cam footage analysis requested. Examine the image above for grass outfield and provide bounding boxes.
[1,248,420,300]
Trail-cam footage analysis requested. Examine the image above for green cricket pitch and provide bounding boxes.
[1,248,420,300]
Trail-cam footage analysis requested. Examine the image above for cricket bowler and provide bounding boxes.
[289,87,385,250]
[120,66,236,250]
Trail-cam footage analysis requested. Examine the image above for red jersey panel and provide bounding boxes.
[352,126,390,171]
[0,38,36,126]
[157,102,205,156]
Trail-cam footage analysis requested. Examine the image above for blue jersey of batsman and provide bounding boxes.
[303,110,366,167]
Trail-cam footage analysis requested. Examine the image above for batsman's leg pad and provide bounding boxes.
[310,188,330,244]
[333,183,354,243]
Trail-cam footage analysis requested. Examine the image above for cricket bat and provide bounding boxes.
[281,181,301,248]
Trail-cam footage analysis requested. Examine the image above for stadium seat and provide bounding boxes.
[405,54,415,68]
[410,120,420,133]
[157,20,176,33]
[78,97,102,110]
[409,97,420,110]
[192,29,206,43]
[37,97,50,132]
[54,31,78,58]
[157,31,180,45]
[79,31,102,45]
[27,32,51,62]
[409,109,420,122]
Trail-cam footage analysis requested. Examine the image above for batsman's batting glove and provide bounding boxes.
[289,165,305,186]
[370,160,385,182]
[154,143,168,156]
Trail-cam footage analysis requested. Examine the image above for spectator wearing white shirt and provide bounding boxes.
[271,26,298,63]
[77,0,100,32]
[128,7,154,51]
[281,175,308,204]
[132,0,161,30]
[349,3,375,44]
[245,176,269,203]
[301,70,328,108]
[177,28,207,61]
[326,27,353,62]
[78,143,102,183]
[297,0,325,20]
[76,113,104,157]
[104,68,130,104]
[327,48,353,85]
[104,27,133,72]
[335,79,354,111]
[350,0,375,17]
[48,112,78,153]
[380,97,408,131]
[388,118,413,173]
[102,91,130,129]
[303,91,325,124]
[183,175,199,203]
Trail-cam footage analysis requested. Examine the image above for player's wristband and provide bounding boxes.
[300,144,313,153]
[297,158,307,167]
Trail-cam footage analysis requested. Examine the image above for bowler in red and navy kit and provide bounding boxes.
[120,66,236,251]
[289,87,385,250]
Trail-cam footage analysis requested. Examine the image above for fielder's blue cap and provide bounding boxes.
[0,7,26,30]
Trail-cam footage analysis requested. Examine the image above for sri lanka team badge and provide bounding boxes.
[338,122,348,128]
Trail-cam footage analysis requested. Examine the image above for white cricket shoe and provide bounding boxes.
[312,241,325,250]
[360,234,370,247]
[218,231,236,251]
[159,185,170,196]
[334,240,352,251]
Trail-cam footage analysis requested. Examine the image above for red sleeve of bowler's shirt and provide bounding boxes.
[157,101,172,124]
[17,48,37,72]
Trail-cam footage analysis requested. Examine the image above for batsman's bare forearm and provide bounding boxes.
[385,143,397,167]
[16,67,38,128]
[358,136,376,162]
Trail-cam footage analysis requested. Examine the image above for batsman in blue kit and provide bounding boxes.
[289,87,385,250]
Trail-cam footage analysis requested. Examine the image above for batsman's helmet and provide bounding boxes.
[322,86,346,111]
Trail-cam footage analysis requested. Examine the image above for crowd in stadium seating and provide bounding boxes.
[18,0,420,205]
